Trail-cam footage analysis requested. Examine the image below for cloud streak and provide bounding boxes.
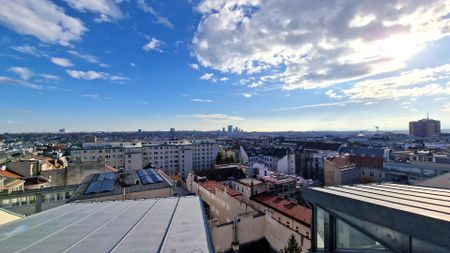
[137,0,174,29]
[176,113,245,122]
[191,98,213,103]
[66,70,128,81]
[51,57,74,67]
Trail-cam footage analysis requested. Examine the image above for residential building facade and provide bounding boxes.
[70,140,220,179]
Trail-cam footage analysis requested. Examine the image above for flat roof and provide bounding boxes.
[237,178,263,186]
[309,183,450,222]
[0,196,213,253]
[70,170,171,201]
[303,183,450,250]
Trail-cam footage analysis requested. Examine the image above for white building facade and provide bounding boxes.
[70,140,220,179]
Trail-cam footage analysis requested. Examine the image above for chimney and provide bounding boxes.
[250,180,254,197]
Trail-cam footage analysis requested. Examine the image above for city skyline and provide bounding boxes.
[1,0,450,132]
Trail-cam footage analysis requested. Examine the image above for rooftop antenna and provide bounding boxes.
[374,126,379,134]
[427,112,429,120]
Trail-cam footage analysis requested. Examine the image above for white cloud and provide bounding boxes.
[11,45,46,57]
[189,63,200,70]
[271,101,357,112]
[40,74,59,80]
[0,76,42,89]
[219,77,229,82]
[8,67,33,80]
[66,70,106,80]
[66,69,129,81]
[342,64,450,100]
[242,93,253,98]
[402,105,418,113]
[68,50,107,67]
[176,113,245,121]
[325,89,343,99]
[137,0,174,29]
[51,57,74,67]
[193,0,450,90]
[110,75,129,81]
[81,94,99,99]
[64,0,123,22]
[80,94,110,100]
[131,62,136,67]
[0,1,86,46]
[191,98,213,103]
[200,73,218,82]
[441,103,450,112]
[0,120,23,126]
[200,73,213,80]
[143,38,162,52]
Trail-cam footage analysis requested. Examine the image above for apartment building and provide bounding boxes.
[324,154,360,186]
[240,146,297,174]
[70,140,220,179]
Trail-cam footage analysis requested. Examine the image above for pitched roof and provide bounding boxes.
[200,180,242,197]
[351,156,384,169]
[252,193,311,226]
[195,167,245,181]
[302,142,342,151]
[0,168,23,179]
[339,146,385,158]
[326,155,357,170]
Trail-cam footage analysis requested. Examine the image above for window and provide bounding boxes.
[336,218,386,250]
[316,207,325,249]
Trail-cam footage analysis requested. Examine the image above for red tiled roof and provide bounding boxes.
[105,164,119,172]
[351,156,383,169]
[327,155,357,170]
[0,169,23,179]
[200,180,242,197]
[252,193,311,226]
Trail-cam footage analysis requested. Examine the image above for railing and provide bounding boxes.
[0,184,79,197]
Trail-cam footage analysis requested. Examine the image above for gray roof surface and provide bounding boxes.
[0,196,213,253]
[310,183,450,222]
[303,183,450,251]
[70,170,171,201]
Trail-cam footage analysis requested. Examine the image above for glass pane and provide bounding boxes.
[316,206,325,249]
[336,218,386,250]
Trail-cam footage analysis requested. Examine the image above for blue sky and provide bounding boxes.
[1,0,450,132]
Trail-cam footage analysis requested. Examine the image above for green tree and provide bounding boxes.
[225,155,235,163]
[281,234,302,253]
[215,151,225,164]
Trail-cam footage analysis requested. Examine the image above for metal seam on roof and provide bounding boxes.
[0,197,212,253]
[386,183,450,193]
[340,185,450,207]
[0,203,88,242]
[354,185,450,202]
[157,197,181,253]
[327,186,450,215]
[382,184,450,197]
[61,201,141,253]
[109,199,160,252]
[13,202,116,253]
[313,187,450,221]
